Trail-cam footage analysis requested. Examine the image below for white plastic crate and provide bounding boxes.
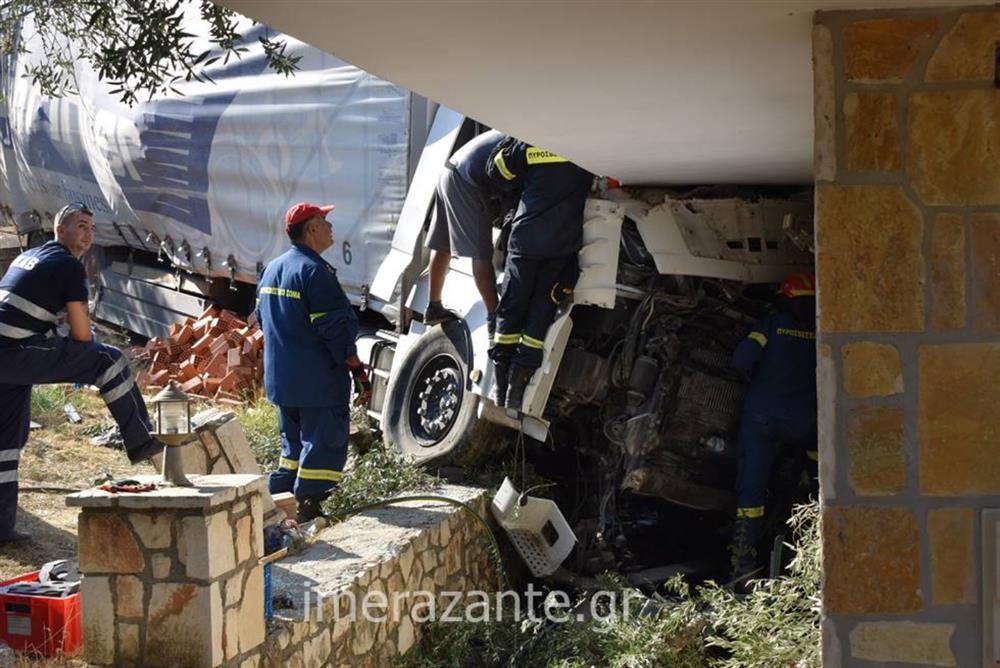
[491,477,576,577]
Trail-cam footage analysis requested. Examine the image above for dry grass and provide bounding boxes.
[12,654,86,667]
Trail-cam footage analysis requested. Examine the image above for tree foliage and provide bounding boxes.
[0,0,301,105]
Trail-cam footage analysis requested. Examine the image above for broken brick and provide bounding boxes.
[148,369,169,386]
[180,377,203,395]
[176,325,195,345]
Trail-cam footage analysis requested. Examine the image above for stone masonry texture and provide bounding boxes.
[816,7,1000,666]
[816,185,924,332]
[919,343,1000,494]
[251,485,495,667]
[70,475,266,668]
[823,505,921,615]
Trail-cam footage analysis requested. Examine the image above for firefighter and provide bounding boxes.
[484,140,592,411]
[729,271,818,579]
[424,129,516,338]
[256,202,371,523]
[0,202,164,543]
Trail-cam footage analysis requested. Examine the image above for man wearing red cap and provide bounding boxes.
[255,202,370,522]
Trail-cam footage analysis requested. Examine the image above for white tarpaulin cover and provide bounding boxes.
[0,19,413,300]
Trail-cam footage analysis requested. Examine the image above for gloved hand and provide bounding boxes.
[350,365,372,407]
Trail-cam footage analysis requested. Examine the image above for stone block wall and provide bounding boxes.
[70,475,267,667]
[250,485,496,667]
[814,7,1000,666]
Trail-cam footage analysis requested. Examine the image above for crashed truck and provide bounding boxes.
[0,28,814,575]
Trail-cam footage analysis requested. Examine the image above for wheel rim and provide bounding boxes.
[408,353,463,446]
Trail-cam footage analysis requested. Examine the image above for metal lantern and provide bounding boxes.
[151,381,193,486]
[152,381,192,437]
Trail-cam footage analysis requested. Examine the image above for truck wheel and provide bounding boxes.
[383,323,480,464]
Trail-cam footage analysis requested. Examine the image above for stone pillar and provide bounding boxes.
[68,475,267,667]
[814,6,999,666]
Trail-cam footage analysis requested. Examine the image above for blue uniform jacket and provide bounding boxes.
[256,244,358,408]
[484,140,592,259]
[732,311,817,420]
[0,241,88,343]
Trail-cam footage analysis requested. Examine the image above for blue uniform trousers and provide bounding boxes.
[268,405,349,500]
[732,411,818,569]
[0,336,153,539]
[493,254,578,370]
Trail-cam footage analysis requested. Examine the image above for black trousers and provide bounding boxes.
[492,253,578,370]
[0,336,153,538]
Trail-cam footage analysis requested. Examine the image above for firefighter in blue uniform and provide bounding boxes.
[484,139,592,411]
[729,272,818,578]
[0,202,163,543]
[256,202,370,522]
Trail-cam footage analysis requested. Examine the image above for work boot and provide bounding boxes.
[728,517,762,582]
[490,362,509,407]
[296,495,328,523]
[504,365,534,416]
[127,437,167,465]
[0,530,31,545]
[424,301,458,326]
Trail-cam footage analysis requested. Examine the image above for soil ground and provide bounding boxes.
[0,384,156,667]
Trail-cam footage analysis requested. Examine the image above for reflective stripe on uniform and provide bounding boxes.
[96,356,128,389]
[0,470,17,484]
[297,468,343,482]
[102,375,135,404]
[521,334,545,349]
[494,332,520,345]
[525,147,568,164]
[492,152,516,181]
[736,506,765,518]
[806,450,819,462]
[309,312,328,324]
[259,287,301,299]
[0,289,58,322]
[278,457,299,471]
[0,321,38,339]
[748,332,767,347]
[0,449,19,463]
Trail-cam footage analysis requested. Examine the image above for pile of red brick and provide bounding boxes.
[136,306,264,405]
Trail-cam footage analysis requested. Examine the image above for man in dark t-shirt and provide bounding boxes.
[0,202,163,543]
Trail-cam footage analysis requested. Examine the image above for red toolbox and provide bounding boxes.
[0,571,82,656]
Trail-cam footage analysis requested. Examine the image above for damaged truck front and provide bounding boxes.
[365,116,814,576]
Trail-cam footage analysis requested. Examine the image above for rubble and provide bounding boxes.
[134,306,264,404]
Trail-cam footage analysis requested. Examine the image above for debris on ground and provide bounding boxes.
[133,305,264,404]
[28,421,41,430]
[89,426,123,449]
[98,479,158,494]
[62,403,81,424]
[0,641,13,668]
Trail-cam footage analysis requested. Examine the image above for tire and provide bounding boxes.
[382,322,481,464]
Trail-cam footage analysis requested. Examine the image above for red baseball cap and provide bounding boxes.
[284,202,334,232]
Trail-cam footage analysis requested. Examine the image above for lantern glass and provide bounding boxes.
[157,400,189,435]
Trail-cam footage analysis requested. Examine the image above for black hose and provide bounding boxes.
[325,494,509,591]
